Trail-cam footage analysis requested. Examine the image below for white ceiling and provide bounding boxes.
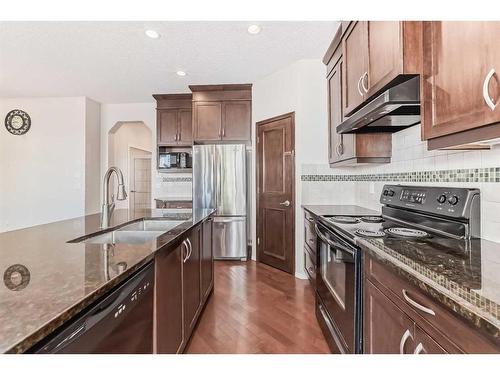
[0,21,339,103]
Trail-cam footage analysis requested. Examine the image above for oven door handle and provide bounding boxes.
[314,223,355,259]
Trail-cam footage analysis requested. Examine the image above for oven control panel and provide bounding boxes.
[380,184,480,219]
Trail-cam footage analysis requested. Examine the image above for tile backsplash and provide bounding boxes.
[154,172,192,200]
[301,124,500,243]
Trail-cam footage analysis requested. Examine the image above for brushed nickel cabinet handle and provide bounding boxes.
[182,240,188,263]
[483,68,497,111]
[402,289,435,316]
[399,329,413,354]
[361,72,369,93]
[357,75,364,97]
[414,343,425,354]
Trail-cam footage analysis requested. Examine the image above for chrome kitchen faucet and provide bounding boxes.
[101,167,127,228]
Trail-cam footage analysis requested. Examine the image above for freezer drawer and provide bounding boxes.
[213,217,247,259]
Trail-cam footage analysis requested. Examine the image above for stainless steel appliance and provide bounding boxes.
[315,185,481,354]
[32,262,154,353]
[337,76,420,134]
[193,144,247,260]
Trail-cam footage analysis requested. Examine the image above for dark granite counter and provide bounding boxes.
[0,208,215,353]
[302,204,500,344]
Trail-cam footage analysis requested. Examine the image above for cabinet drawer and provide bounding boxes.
[365,254,499,353]
[304,212,317,254]
[304,247,316,287]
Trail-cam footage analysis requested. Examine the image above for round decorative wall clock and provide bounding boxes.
[5,109,31,135]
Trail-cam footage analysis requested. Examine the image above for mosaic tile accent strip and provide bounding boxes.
[301,167,500,183]
[161,176,192,183]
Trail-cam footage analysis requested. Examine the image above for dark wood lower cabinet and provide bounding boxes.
[155,218,213,354]
[155,242,184,354]
[364,280,415,354]
[200,218,214,302]
[364,254,499,354]
[183,225,202,338]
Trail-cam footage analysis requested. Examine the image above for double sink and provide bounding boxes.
[70,219,186,245]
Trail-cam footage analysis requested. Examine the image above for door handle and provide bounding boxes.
[483,68,497,111]
[402,289,435,316]
[399,329,413,354]
[279,200,291,207]
[357,75,364,97]
[361,71,369,93]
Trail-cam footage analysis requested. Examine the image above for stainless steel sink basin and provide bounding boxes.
[120,220,186,232]
[75,219,187,245]
[84,230,166,245]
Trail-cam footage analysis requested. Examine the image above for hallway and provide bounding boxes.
[186,260,330,354]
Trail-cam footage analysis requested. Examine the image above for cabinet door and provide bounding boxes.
[342,21,368,116]
[365,21,403,98]
[422,22,500,140]
[183,226,201,337]
[413,326,448,354]
[200,218,214,302]
[178,109,193,145]
[222,101,251,141]
[364,280,415,354]
[328,57,355,165]
[155,243,184,353]
[193,102,222,141]
[158,109,179,145]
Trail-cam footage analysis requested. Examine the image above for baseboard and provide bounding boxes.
[295,271,308,280]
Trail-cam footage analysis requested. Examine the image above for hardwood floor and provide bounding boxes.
[185,260,330,354]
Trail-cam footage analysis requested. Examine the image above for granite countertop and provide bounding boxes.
[0,208,215,353]
[302,204,379,218]
[302,204,500,344]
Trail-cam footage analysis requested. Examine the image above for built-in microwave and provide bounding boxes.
[158,150,192,171]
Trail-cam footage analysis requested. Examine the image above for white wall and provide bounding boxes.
[0,97,92,232]
[84,98,101,215]
[252,59,329,279]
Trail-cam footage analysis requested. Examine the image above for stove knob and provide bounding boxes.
[437,194,447,204]
[388,190,395,197]
[383,190,389,196]
[448,195,459,205]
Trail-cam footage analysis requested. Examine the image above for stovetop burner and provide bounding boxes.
[384,227,430,239]
[327,216,360,224]
[360,216,384,223]
[354,229,386,238]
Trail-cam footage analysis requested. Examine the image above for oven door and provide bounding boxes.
[315,222,360,353]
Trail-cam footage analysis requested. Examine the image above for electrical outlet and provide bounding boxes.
[369,182,375,194]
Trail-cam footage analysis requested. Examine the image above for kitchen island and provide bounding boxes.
[0,208,215,353]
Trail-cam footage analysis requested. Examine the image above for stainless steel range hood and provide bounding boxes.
[336,76,420,134]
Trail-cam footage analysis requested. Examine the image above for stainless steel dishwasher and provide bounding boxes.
[32,262,154,354]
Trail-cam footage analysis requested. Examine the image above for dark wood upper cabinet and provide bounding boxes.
[158,109,179,145]
[342,21,367,116]
[183,225,202,338]
[178,108,193,145]
[190,84,252,143]
[155,242,184,354]
[222,101,251,141]
[153,94,193,146]
[342,21,421,117]
[193,101,223,141]
[422,22,500,149]
[324,25,392,166]
[200,218,214,302]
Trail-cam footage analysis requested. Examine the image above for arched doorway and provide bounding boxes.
[107,121,152,211]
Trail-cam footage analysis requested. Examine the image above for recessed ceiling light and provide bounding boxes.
[145,29,160,39]
[176,70,187,77]
[247,24,262,35]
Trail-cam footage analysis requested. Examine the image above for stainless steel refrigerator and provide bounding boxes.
[193,144,247,260]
